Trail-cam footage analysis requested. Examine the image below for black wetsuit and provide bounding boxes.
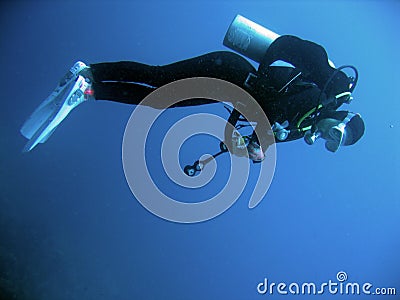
[90,35,351,142]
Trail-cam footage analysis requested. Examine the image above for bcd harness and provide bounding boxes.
[183,65,359,176]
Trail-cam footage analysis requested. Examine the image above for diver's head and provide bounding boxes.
[304,111,365,152]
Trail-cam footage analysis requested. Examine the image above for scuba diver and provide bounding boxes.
[21,15,364,175]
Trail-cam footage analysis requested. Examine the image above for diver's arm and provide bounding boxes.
[223,108,240,155]
[258,35,349,96]
[223,109,273,159]
[252,122,274,154]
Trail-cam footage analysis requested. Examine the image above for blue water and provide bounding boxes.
[1,1,399,299]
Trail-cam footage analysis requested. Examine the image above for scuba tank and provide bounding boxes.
[224,15,290,143]
[223,15,280,63]
[223,15,336,68]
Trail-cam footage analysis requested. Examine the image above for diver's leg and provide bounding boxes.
[90,61,157,85]
[92,82,155,104]
[90,51,256,105]
[155,51,256,87]
[91,51,255,86]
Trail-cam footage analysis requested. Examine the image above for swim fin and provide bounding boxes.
[20,61,91,152]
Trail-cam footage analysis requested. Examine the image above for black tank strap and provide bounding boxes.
[227,108,241,126]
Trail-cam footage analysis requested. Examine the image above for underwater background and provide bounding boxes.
[0,0,399,299]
